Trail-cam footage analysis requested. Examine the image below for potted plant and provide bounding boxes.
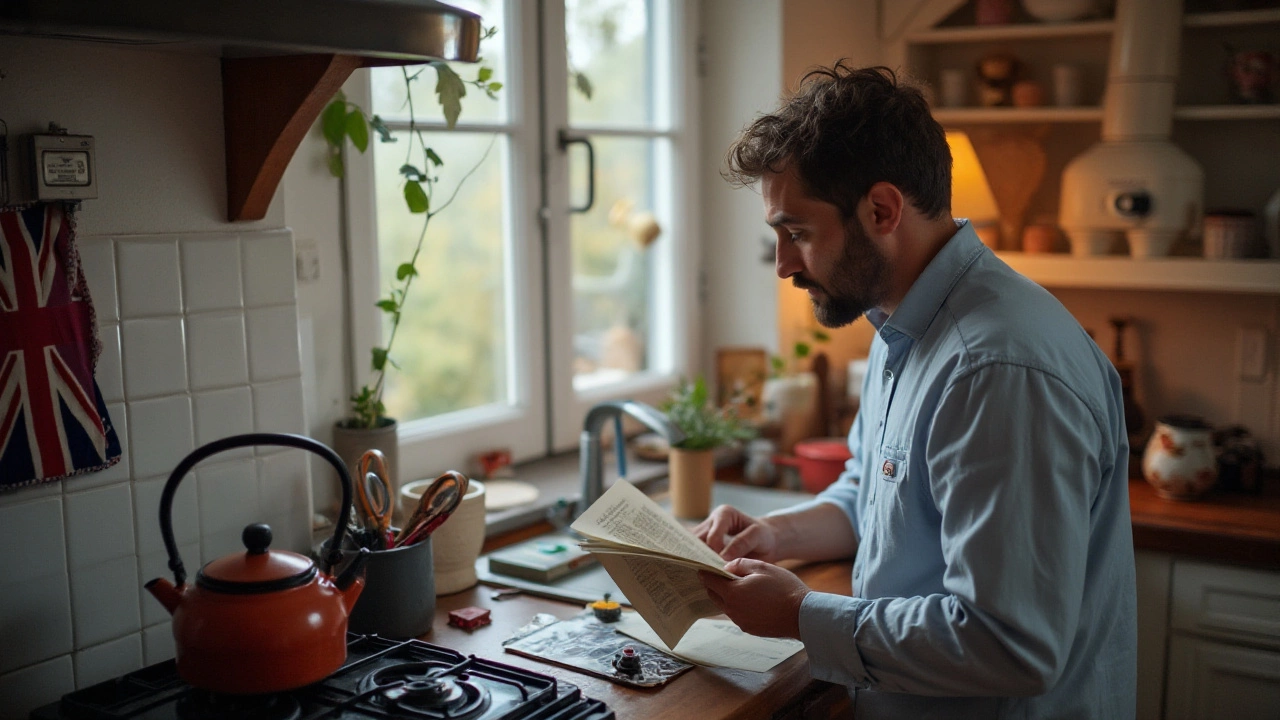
[764,328,829,453]
[661,377,755,519]
[324,41,502,493]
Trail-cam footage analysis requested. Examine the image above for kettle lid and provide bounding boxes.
[197,523,317,593]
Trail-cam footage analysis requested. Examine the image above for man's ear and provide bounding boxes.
[864,182,904,235]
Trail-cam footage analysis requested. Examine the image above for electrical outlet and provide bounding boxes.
[1237,327,1269,382]
[296,239,320,283]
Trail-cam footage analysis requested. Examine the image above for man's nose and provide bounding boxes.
[775,238,801,280]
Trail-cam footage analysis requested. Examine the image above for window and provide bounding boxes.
[345,0,699,477]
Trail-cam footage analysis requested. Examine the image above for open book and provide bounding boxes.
[570,480,735,648]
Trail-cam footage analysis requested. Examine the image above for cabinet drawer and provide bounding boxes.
[1165,636,1280,720]
[1171,560,1280,647]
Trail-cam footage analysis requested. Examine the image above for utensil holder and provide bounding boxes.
[328,536,435,639]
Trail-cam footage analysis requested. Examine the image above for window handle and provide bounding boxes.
[558,130,595,214]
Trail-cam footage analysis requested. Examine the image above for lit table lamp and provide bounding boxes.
[947,131,1001,250]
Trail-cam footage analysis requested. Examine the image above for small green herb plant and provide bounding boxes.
[770,328,830,379]
[322,33,502,429]
[662,377,756,451]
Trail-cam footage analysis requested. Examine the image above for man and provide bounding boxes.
[696,63,1136,718]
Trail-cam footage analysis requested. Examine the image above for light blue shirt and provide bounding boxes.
[792,221,1137,718]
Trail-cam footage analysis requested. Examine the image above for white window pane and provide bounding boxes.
[571,136,657,389]
[371,0,508,124]
[373,131,510,421]
[567,0,653,128]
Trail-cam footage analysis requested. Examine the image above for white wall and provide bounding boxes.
[699,0,786,374]
[0,37,309,718]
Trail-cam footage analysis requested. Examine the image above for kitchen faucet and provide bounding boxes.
[577,400,684,517]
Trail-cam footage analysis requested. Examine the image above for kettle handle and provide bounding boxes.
[158,433,354,586]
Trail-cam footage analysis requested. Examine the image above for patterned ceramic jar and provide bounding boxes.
[1142,415,1217,501]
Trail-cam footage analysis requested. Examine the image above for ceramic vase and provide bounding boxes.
[332,419,399,515]
[668,447,715,519]
[405,479,486,595]
[1142,415,1217,501]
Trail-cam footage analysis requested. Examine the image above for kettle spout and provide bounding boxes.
[144,577,182,615]
[334,547,368,612]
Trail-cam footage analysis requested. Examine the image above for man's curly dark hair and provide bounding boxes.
[725,62,951,221]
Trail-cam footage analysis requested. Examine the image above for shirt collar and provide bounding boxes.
[870,220,987,340]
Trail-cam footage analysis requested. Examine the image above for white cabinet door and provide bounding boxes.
[1136,551,1173,720]
[1165,635,1280,719]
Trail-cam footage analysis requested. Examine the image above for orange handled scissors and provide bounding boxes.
[356,450,394,546]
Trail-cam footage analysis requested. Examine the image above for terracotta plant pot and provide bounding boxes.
[668,447,715,519]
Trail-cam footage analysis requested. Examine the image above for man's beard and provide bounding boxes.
[793,217,891,328]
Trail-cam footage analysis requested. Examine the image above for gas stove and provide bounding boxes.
[30,634,615,720]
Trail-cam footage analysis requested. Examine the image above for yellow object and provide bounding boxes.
[627,211,662,248]
[590,593,623,622]
[947,131,1000,244]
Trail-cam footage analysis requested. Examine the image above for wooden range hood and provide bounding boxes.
[0,0,483,221]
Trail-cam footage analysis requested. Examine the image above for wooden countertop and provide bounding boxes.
[1129,479,1280,569]
[425,559,852,720]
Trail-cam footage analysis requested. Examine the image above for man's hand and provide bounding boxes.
[693,505,781,561]
[699,559,810,639]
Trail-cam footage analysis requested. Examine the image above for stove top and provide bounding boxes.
[30,635,615,720]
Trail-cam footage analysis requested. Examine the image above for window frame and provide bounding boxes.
[342,0,701,479]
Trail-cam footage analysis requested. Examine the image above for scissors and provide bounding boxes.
[394,470,469,548]
[356,450,395,547]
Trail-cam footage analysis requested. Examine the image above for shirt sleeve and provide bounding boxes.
[799,362,1106,696]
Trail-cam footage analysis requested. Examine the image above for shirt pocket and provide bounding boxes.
[876,445,909,485]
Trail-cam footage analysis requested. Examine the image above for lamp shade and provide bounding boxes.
[947,131,999,224]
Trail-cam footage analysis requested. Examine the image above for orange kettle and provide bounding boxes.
[145,433,368,695]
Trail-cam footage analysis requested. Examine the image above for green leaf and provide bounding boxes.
[371,347,388,371]
[425,148,443,167]
[770,356,786,372]
[573,72,593,100]
[433,63,466,129]
[326,150,345,178]
[488,82,503,93]
[396,262,418,281]
[369,114,395,143]
[375,299,398,313]
[794,342,811,359]
[345,110,369,153]
[400,164,425,181]
[478,67,493,83]
[812,330,830,342]
[404,180,429,213]
[321,100,347,147]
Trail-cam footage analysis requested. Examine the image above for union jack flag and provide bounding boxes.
[0,203,121,489]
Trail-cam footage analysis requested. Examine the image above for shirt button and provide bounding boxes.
[883,370,893,381]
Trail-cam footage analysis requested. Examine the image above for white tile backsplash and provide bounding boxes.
[253,377,306,436]
[121,317,188,398]
[70,555,141,649]
[64,483,135,567]
[0,656,74,719]
[95,322,124,403]
[181,235,242,312]
[186,312,249,390]
[247,305,302,381]
[4,228,308,709]
[128,395,194,479]
[73,634,143,689]
[116,239,182,318]
[79,236,118,324]
[193,386,255,449]
[242,230,296,307]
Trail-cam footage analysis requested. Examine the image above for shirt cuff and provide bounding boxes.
[799,590,871,688]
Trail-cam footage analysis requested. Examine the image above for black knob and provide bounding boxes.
[1114,192,1152,217]
[242,523,273,554]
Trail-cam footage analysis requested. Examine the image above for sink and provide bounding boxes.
[475,482,815,605]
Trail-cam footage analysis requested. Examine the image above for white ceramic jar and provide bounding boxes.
[1142,416,1217,500]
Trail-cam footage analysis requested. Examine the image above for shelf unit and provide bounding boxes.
[933,106,1103,123]
[1174,105,1280,121]
[996,253,1280,294]
[905,18,1115,43]
[1182,7,1280,28]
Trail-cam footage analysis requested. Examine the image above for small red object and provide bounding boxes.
[448,606,492,631]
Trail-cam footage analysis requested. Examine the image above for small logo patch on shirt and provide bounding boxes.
[881,459,896,477]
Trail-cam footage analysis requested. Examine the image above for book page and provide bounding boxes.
[571,480,727,569]
[595,553,723,648]
[614,614,804,673]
